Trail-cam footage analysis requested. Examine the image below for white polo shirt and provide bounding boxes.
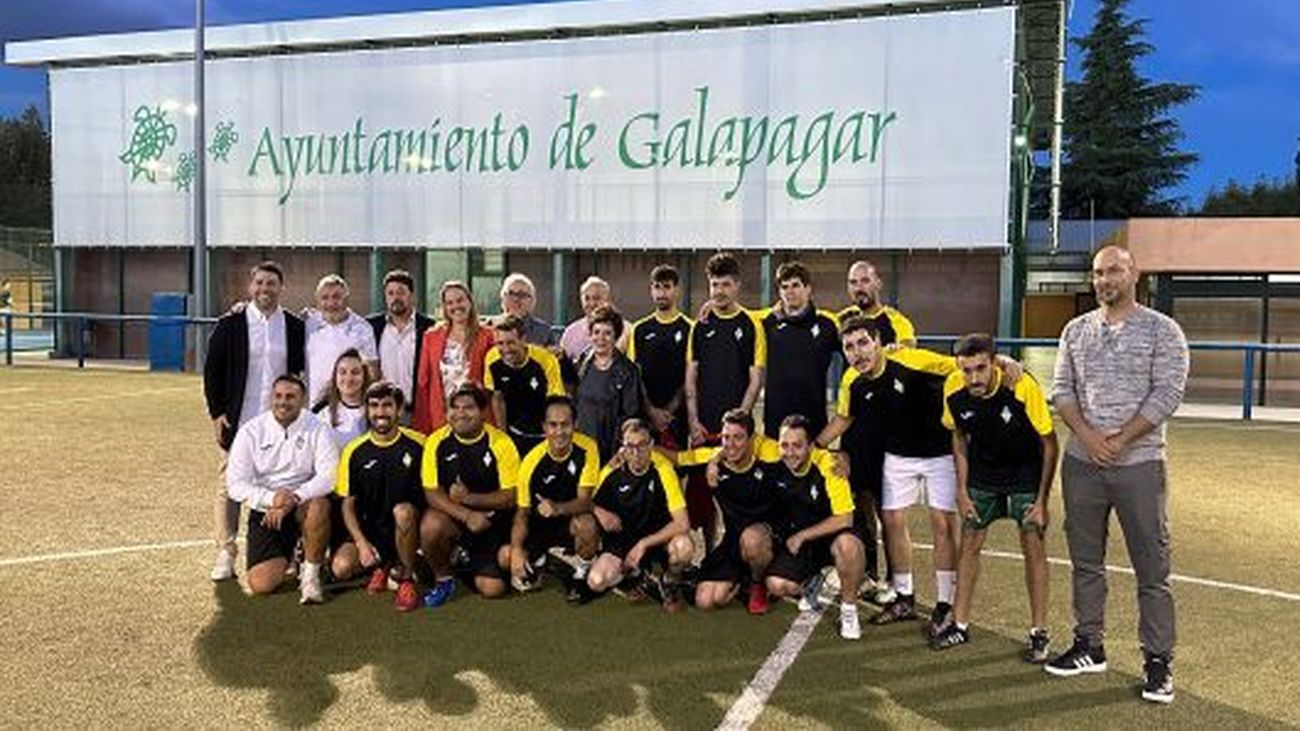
[305,309,378,404]
[226,409,340,512]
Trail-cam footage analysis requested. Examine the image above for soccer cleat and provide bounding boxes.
[511,564,540,593]
[930,624,971,650]
[450,545,470,569]
[859,578,896,607]
[924,602,954,639]
[365,567,390,594]
[839,603,862,641]
[422,578,456,608]
[565,577,597,605]
[299,563,325,605]
[797,569,830,612]
[869,594,917,625]
[210,546,237,582]
[571,559,592,582]
[394,580,421,612]
[747,583,770,615]
[1025,629,1051,664]
[1044,635,1108,677]
[1141,653,1175,704]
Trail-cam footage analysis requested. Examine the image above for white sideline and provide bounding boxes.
[0,386,195,410]
[0,539,209,567]
[717,609,824,731]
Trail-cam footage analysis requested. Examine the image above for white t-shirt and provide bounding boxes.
[305,309,378,405]
[319,402,367,449]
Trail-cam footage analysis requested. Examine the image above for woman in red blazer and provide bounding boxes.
[412,281,495,434]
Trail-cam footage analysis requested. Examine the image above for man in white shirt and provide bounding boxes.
[367,270,433,420]
[203,261,305,582]
[305,274,379,405]
[226,374,339,604]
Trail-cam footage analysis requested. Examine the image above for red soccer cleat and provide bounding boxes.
[394,580,421,612]
[747,583,770,615]
[366,567,389,595]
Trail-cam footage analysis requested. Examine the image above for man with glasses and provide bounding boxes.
[499,273,555,347]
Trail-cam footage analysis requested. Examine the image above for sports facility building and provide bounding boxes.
[5,0,1068,359]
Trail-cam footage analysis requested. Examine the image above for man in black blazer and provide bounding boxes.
[203,260,306,581]
[368,269,434,421]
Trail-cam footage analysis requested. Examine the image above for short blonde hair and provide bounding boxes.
[315,273,349,294]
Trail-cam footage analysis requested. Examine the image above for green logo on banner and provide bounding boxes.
[119,105,177,183]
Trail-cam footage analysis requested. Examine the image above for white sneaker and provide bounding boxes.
[299,562,324,605]
[210,545,236,582]
[572,559,591,581]
[840,603,862,641]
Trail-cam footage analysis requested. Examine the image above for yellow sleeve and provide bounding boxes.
[489,426,521,488]
[516,442,546,508]
[836,367,860,418]
[421,427,450,491]
[575,433,602,489]
[482,347,501,390]
[685,320,696,363]
[676,446,719,468]
[398,427,428,446]
[625,320,639,362]
[813,449,854,515]
[1015,375,1055,436]
[653,452,686,512]
[754,434,781,462]
[534,345,565,395]
[888,308,916,344]
[818,309,842,330]
[334,434,367,497]
[941,371,965,431]
[892,348,956,378]
[593,462,617,498]
[749,309,767,367]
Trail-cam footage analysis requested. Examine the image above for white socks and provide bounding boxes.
[936,570,957,604]
[893,572,914,596]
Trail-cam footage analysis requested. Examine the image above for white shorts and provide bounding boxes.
[881,454,957,512]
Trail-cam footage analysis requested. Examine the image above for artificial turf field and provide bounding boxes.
[0,367,1297,729]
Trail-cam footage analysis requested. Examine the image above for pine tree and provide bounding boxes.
[1059,0,1198,218]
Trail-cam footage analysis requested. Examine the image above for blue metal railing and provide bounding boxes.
[4,312,1300,420]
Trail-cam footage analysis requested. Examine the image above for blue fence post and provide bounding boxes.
[3,312,12,366]
[77,316,86,369]
[1241,348,1256,421]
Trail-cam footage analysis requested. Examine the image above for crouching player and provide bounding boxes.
[586,419,694,611]
[932,334,1058,662]
[508,395,602,602]
[766,415,866,640]
[331,381,426,611]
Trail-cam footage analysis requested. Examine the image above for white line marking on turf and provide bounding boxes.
[717,609,824,731]
[914,542,1300,603]
[0,539,209,567]
[0,386,195,410]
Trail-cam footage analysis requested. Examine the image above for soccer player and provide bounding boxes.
[818,316,961,633]
[839,260,916,348]
[305,274,379,406]
[1047,245,1188,704]
[931,334,1058,662]
[498,272,555,346]
[765,415,865,641]
[225,374,338,604]
[761,261,840,437]
[685,253,765,446]
[419,383,521,604]
[508,396,602,601]
[684,409,781,614]
[204,261,305,581]
[368,269,434,419]
[586,419,694,611]
[485,314,566,456]
[627,264,693,449]
[331,381,427,612]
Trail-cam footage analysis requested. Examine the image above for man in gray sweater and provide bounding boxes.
[1045,245,1188,705]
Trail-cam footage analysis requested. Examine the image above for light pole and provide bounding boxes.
[192,0,208,368]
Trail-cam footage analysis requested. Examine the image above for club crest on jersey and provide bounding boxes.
[567,460,577,475]
[674,331,683,343]
[529,377,540,390]
[402,452,413,468]
[295,435,306,449]
[734,327,744,341]
[811,484,820,501]
[483,452,494,467]
[1000,406,1013,423]
[810,324,821,338]
[894,378,905,394]
[754,468,764,481]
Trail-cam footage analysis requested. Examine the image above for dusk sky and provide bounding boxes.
[2,0,1297,208]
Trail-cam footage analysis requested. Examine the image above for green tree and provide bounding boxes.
[1200,176,1300,217]
[0,105,52,228]
[1058,0,1198,218]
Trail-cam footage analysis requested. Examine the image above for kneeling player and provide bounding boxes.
[932,334,1058,662]
[766,415,866,640]
[419,384,521,604]
[331,382,426,611]
[683,409,781,614]
[587,419,694,610]
[508,395,602,601]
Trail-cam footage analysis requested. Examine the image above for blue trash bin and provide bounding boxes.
[149,292,188,372]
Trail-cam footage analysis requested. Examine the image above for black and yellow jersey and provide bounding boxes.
[761,307,840,436]
[593,451,686,539]
[765,448,854,536]
[836,348,957,459]
[837,304,915,346]
[627,311,693,410]
[484,344,565,440]
[515,432,601,509]
[943,369,1054,493]
[335,428,427,521]
[677,435,781,531]
[688,307,767,433]
[421,423,521,496]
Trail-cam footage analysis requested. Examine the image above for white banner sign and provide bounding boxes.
[50,7,1014,249]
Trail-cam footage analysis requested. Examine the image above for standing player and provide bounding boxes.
[331,382,427,612]
[627,264,693,448]
[932,334,1058,662]
[761,261,841,438]
[685,253,766,445]
[485,315,566,456]
[839,260,916,348]
[508,396,602,600]
[419,384,521,604]
[586,420,694,611]
[765,415,865,641]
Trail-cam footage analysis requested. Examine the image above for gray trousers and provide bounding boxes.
[1061,455,1175,656]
